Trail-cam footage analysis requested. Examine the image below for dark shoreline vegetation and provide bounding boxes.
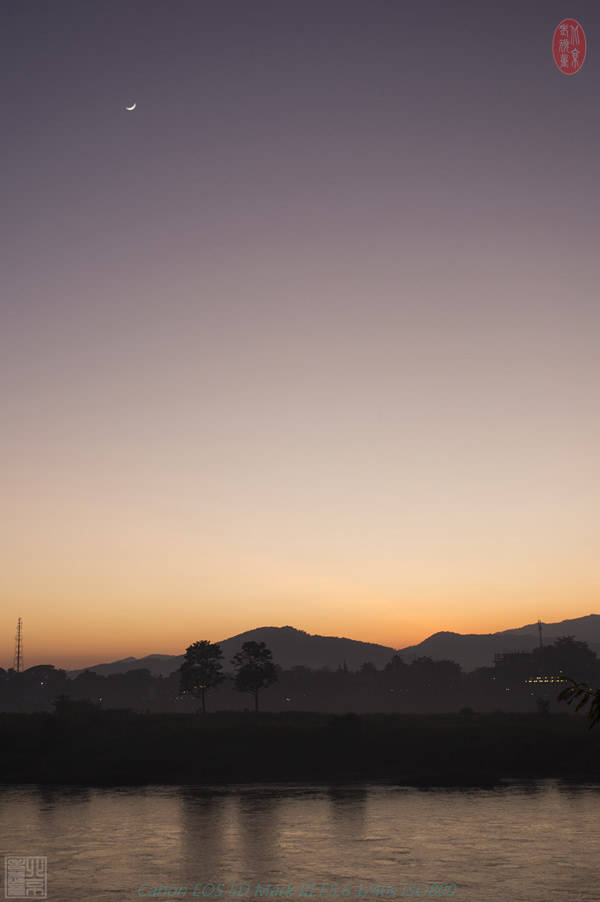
[4,635,598,718]
[1,711,599,787]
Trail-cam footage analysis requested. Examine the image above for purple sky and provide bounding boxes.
[2,1,599,668]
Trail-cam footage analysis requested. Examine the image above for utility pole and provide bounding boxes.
[13,617,23,672]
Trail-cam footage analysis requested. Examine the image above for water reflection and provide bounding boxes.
[180,789,234,877]
[0,782,597,902]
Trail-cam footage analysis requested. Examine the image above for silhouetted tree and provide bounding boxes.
[179,641,225,714]
[232,641,278,711]
[558,678,600,728]
[539,636,596,678]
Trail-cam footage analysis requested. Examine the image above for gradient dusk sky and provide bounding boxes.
[2,1,599,669]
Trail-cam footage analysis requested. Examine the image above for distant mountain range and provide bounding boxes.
[67,615,600,678]
[397,614,600,671]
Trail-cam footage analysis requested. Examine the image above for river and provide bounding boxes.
[0,781,597,901]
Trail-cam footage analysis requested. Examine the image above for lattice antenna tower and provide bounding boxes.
[13,617,23,672]
[538,619,543,650]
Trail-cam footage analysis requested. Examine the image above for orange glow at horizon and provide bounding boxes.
[3,576,598,670]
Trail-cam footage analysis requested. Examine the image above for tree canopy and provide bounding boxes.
[231,641,278,711]
[179,641,225,714]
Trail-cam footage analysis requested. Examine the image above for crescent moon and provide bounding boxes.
[124,102,136,111]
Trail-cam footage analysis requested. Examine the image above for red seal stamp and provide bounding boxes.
[552,19,586,75]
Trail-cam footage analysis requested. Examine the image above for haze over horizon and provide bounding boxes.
[3,1,600,670]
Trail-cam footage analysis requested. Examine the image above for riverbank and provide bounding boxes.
[1,710,598,786]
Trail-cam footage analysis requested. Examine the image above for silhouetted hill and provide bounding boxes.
[68,654,179,678]
[67,626,396,678]
[66,615,600,678]
[397,615,600,671]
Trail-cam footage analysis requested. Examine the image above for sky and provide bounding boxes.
[2,0,599,670]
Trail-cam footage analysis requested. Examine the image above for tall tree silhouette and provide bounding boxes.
[232,641,278,712]
[179,641,224,714]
